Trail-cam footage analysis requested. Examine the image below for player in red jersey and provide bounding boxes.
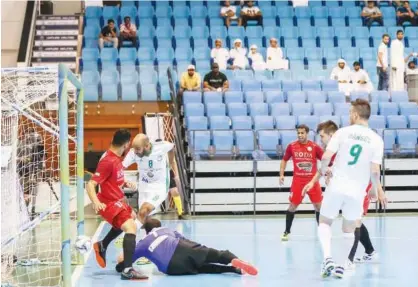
[279,125,324,241]
[86,129,148,281]
[302,121,387,270]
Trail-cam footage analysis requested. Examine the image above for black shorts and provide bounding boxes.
[166,239,209,275]
[169,169,176,189]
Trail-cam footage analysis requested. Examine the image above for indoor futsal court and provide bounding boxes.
[73,215,418,286]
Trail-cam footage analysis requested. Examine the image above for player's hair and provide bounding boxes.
[317,120,339,134]
[111,129,131,147]
[351,99,371,120]
[382,33,390,39]
[296,124,309,133]
[397,29,404,35]
[142,218,162,234]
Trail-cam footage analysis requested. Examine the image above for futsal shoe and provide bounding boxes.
[281,232,290,241]
[121,268,148,280]
[178,213,190,220]
[320,257,335,278]
[333,265,345,279]
[231,259,258,276]
[93,241,107,268]
[355,251,378,263]
[344,260,356,272]
[115,262,124,273]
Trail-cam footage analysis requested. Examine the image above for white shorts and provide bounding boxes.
[138,183,168,210]
[320,191,363,221]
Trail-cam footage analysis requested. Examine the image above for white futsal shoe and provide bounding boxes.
[320,257,335,278]
[333,265,345,279]
[355,251,378,263]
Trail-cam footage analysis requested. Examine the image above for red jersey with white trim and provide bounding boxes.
[283,140,324,178]
[91,150,125,204]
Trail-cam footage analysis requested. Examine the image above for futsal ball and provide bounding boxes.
[75,236,92,254]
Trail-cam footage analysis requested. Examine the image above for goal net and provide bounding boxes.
[1,65,84,287]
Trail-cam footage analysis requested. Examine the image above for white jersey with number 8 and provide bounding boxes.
[325,125,384,200]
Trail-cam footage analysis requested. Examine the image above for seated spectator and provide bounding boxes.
[266,38,288,71]
[179,65,201,95]
[406,60,418,76]
[239,1,263,27]
[330,59,353,95]
[99,19,118,49]
[220,0,238,27]
[361,1,384,27]
[247,45,266,71]
[351,61,374,93]
[211,39,230,70]
[119,16,137,48]
[396,1,416,26]
[203,63,229,92]
[228,39,248,70]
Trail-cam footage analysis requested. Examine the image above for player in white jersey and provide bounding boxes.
[122,134,183,224]
[316,99,385,279]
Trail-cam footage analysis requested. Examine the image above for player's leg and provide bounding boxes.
[356,223,377,262]
[347,219,362,269]
[308,182,323,224]
[169,170,185,218]
[282,186,302,241]
[197,264,242,275]
[93,227,123,268]
[203,248,258,276]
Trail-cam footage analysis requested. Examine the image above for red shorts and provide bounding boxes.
[99,200,133,230]
[363,195,370,216]
[289,179,323,205]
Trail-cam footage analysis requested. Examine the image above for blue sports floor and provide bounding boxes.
[73,215,418,287]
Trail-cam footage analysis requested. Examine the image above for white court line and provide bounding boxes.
[71,221,106,287]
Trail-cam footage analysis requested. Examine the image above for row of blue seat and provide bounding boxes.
[183,102,418,118]
[185,115,418,131]
[188,129,418,155]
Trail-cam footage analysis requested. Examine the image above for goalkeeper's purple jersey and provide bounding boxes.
[133,227,184,273]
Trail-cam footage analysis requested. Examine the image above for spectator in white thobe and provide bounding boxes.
[211,39,230,71]
[406,61,418,76]
[266,38,288,70]
[351,61,374,93]
[330,59,353,95]
[390,30,407,91]
[247,45,266,71]
[228,39,248,70]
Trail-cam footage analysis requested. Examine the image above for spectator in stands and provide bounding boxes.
[203,63,229,92]
[211,39,230,70]
[330,59,353,95]
[228,39,249,70]
[351,61,374,93]
[247,45,266,71]
[266,38,288,71]
[239,1,263,27]
[377,34,390,91]
[99,19,118,49]
[396,1,416,26]
[406,60,418,76]
[361,1,384,27]
[119,16,137,48]
[390,30,408,91]
[220,0,238,27]
[179,65,201,95]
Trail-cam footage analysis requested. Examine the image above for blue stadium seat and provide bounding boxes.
[191,26,210,40]
[138,6,154,18]
[228,26,245,39]
[305,48,323,62]
[399,102,418,116]
[382,130,396,154]
[224,91,244,104]
[82,70,100,86]
[209,116,230,130]
[139,70,158,85]
[323,47,341,62]
[350,91,369,101]
[397,130,418,154]
[342,1,356,6]
[370,90,389,102]
[156,26,173,39]
[189,130,211,155]
[354,38,371,48]
[295,7,311,18]
[208,18,224,27]
[84,25,100,39]
[174,26,192,40]
[321,80,338,91]
[263,27,280,39]
[249,103,269,116]
[360,47,377,61]
[187,116,208,130]
[307,91,327,103]
[242,80,262,91]
[193,47,211,61]
[270,103,291,116]
[232,116,253,130]
[405,27,418,39]
[302,80,322,91]
[155,6,172,18]
[379,102,399,116]
[337,38,354,49]
[245,91,264,103]
[227,103,248,117]
[299,27,316,39]
[203,92,222,104]
[341,115,350,127]
[314,103,333,116]
[265,91,285,103]
[275,116,297,130]
[334,103,351,116]
[119,48,137,66]
[156,47,175,65]
[370,102,378,115]
[254,116,275,130]
[392,91,409,103]
[184,103,205,117]
[297,18,312,28]
[120,71,138,85]
[120,6,137,21]
[245,26,263,38]
[206,103,226,117]
[81,48,99,71]
[297,115,319,131]
[274,70,292,81]
[369,115,386,129]
[235,70,254,80]
[139,38,155,49]
[191,6,208,18]
[173,6,190,18]
[103,6,119,21]
[85,6,102,19]
[283,38,300,49]
[280,130,297,150]
[228,80,242,91]
[287,91,306,103]
[292,103,312,116]
[254,70,273,81]
[334,27,351,39]
[140,84,158,101]
[328,7,345,18]
[210,26,228,39]
[235,130,255,155]
[121,84,138,101]
[408,115,418,128]
[387,115,408,129]
[258,130,280,155]
[319,115,341,126]
[316,27,334,39]
[345,7,361,18]
[282,80,302,92]
[312,7,329,18]
[175,47,193,63]
[281,27,299,39]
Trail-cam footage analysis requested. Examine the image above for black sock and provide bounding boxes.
[359,224,375,254]
[102,228,123,250]
[285,211,295,233]
[315,211,320,225]
[123,233,136,269]
[348,227,361,262]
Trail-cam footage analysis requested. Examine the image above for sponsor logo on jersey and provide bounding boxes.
[307,146,312,152]
[294,151,313,158]
[157,155,163,161]
[147,171,154,178]
[297,162,313,172]
[95,172,100,176]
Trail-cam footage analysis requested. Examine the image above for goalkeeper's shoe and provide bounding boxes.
[121,268,148,281]
[93,241,107,268]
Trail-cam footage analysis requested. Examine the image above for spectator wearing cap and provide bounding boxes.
[239,1,263,27]
[361,1,383,27]
[211,39,230,70]
[203,63,229,92]
[220,0,238,27]
[99,19,118,49]
[247,45,266,71]
[119,16,137,48]
[396,1,416,26]
[179,65,201,95]
[266,38,288,70]
[229,39,248,70]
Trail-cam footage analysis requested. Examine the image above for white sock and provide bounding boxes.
[318,223,332,260]
[342,232,355,264]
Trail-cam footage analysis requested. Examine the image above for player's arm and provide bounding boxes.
[279,145,292,185]
[122,148,136,169]
[370,138,386,206]
[86,179,106,212]
[173,230,186,240]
